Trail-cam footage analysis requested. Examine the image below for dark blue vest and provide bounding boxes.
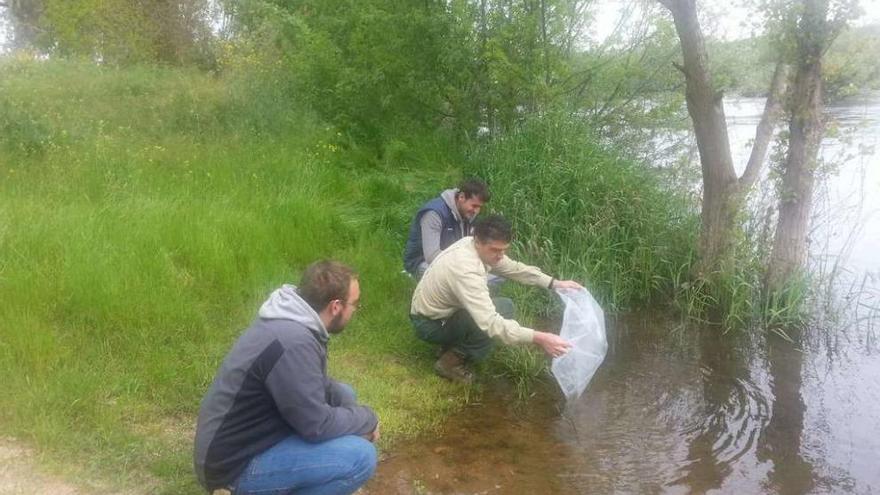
[403,196,468,275]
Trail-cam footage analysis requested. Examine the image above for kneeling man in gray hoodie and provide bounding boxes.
[194,260,379,495]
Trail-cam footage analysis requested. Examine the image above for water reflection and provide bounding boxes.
[757,331,816,495]
[553,313,699,493]
[673,328,768,493]
[366,313,880,494]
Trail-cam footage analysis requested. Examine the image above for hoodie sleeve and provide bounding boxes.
[265,341,378,443]
[420,211,444,263]
[326,379,357,407]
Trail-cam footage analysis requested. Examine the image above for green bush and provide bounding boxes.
[468,115,699,314]
[0,98,53,154]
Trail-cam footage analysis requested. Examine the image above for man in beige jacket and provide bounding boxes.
[410,215,581,382]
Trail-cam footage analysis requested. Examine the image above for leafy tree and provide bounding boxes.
[0,0,43,49]
[1,0,215,66]
[766,0,860,290]
[220,0,586,146]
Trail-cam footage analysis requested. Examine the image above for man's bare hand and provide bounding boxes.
[366,423,380,443]
[552,279,583,290]
[533,331,572,358]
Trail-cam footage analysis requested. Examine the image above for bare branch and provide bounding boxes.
[738,62,790,190]
[599,49,681,123]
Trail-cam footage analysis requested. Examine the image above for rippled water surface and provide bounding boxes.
[366,313,880,494]
[365,97,880,494]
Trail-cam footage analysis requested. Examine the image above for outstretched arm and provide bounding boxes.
[533,331,572,358]
[549,279,583,290]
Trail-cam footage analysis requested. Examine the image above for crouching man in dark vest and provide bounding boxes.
[194,261,379,495]
[403,179,490,278]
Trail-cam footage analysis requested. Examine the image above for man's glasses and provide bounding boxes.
[334,299,361,311]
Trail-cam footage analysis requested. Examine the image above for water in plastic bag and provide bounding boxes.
[551,287,607,401]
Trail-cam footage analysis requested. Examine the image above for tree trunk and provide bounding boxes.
[4,0,44,49]
[659,0,789,279]
[540,0,551,87]
[659,0,739,276]
[767,0,827,291]
[478,0,494,135]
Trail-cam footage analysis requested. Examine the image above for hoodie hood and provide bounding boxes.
[258,284,329,343]
[440,188,464,223]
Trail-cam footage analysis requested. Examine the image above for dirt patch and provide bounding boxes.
[361,385,576,495]
[0,439,137,495]
[0,440,82,495]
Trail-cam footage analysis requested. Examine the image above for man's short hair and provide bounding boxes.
[458,178,490,202]
[473,215,512,243]
[298,260,358,313]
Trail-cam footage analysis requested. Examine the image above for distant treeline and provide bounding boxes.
[709,24,880,100]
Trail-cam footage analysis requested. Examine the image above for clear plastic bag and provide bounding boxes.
[551,287,607,401]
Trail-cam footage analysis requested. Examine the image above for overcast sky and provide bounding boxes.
[589,0,880,42]
[1,1,879,53]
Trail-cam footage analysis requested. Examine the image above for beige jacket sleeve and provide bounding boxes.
[453,265,540,345]
[490,256,554,288]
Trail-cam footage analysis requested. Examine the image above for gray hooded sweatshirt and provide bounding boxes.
[193,285,378,491]
[419,188,468,264]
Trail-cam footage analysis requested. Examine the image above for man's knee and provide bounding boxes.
[335,383,356,404]
[344,437,378,484]
[467,338,495,362]
[411,315,443,344]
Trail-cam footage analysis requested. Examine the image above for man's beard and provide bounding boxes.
[458,206,475,222]
[327,312,346,334]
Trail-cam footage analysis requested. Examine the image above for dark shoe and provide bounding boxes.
[434,350,474,383]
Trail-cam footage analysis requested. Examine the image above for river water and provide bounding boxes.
[365,97,880,494]
[725,95,880,285]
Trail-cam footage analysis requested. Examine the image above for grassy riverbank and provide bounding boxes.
[0,59,471,493]
[0,59,698,492]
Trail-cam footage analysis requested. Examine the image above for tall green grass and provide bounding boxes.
[457,116,701,391]
[462,115,809,389]
[0,59,466,493]
[0,56,801,492]
[669,251,812,333]
[668,192,813,333]
[468,116,700,315]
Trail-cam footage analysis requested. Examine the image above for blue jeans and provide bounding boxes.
[233,385,377,495]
